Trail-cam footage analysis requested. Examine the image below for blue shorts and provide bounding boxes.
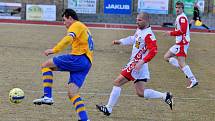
[53,54,91,88]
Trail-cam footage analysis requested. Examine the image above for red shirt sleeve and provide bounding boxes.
[170,16,188,36]
[143,34,158,63]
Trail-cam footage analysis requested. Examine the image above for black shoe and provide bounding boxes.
[96,105,111,116]
[165,92,173,110]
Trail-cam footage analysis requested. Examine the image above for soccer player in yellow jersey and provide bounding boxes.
[33,9,93,121]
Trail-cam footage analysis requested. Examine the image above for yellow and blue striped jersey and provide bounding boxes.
[53,21,94,63]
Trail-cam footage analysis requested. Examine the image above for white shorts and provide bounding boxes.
[169,43,189,57]
[121,61,150,81]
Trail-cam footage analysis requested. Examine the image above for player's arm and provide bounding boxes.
[52,35,73,53]
[135,34,157,71]
[112,36,135,45]
[170,17,188,36]
[112,40,121,45]
[44,35,73,56]
[143,34,158,63]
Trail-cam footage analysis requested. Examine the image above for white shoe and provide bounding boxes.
[33,96,54,105]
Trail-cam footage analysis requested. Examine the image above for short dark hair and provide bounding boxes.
[62,9,79,21]
[176,1,184,9]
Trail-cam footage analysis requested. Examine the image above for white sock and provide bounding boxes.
[106,86,121,112]
[169,57,179,68]
[182,65,197,82]
[144,89,166,100]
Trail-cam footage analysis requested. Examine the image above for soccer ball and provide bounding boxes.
[9,88,25,104]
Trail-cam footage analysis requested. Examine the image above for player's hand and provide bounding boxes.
[44,49,54,56]
[134,60,145,71]
[112,40,121,45]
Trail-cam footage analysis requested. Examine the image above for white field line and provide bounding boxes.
[0,22,214,35]
[27,90,215,101]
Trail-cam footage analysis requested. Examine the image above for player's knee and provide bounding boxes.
[41,62,49,68]
[41,59,54,68]
[179,64,185,69]
[178,62,186,68]
[113,79,121,86]
[136,92,144,97]
[67,87,79,99]
[67,91,77,99]
[135,88,144,97]
[113,82,120,86]
[164,55,169,62]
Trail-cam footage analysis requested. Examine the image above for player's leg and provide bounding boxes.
[134,79,173,110]
[202,24,209,29]
[96,74,129,116]
[201,23,210,31]
[107,75,128,111]
[177,57,198,88]
[68,83,89,121]
[164,45,180,68]
[67,55,91,121]
[33,58,56,105]
[41,59,58,99]
[175,44,198,88]
[134,80,165,98]
[189,19,195,29]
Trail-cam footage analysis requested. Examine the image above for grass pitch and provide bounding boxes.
[0,23,215,121]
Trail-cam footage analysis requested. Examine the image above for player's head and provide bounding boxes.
[62,9,79,28]
[175,1,184,15]
[194,2,198,8]
[136,12,150,30]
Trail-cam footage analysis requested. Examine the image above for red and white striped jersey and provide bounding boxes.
[170,12,190,44]
[119,27,157,64]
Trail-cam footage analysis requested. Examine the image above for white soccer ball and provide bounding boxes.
[9,88,25,104]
